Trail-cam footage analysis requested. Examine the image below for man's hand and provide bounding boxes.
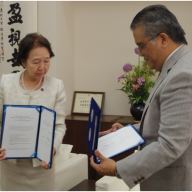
[99,123,123,137]
[41,147,56,170]
[90,149,116,176]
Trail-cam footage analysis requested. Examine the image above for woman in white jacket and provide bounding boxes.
[0,33,67,190]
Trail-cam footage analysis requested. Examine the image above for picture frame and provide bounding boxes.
[71,91,105,115]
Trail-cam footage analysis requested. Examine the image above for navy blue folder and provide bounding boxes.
[0,105,56,168]
[86,98,102,163]
[86,98,145,164]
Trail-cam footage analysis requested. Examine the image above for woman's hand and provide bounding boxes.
[0,148,6,161]
[41,148,56,170]
[99,123,124,137]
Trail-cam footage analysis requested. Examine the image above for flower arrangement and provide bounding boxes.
[118,48,156,105]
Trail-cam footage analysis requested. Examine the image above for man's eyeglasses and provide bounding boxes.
[137,33,161,53]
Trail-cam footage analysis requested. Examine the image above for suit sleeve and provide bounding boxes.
[133,123,140,131]
[116,70,192,188]
[53,80,67,155]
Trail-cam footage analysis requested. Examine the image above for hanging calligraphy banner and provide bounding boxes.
[0,1,37,76]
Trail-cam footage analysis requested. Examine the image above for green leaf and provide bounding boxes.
[129,98,135,105]
[117,89,128,94]
[136,96,141,104]
[149,81,155,87]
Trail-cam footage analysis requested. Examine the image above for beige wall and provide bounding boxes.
[37,1,192,116]
[73,1,192,116]
[38,1,74,116]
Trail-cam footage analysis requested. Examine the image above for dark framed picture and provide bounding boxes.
[71,91,105,115]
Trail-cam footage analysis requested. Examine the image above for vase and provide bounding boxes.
[130,100,145,120]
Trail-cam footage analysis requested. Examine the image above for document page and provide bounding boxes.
[1,107,40,158]
[37,108,54,166]
[98,125,145,158]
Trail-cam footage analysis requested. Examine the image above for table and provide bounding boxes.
[63,115,136,180]
[69,179,96,191]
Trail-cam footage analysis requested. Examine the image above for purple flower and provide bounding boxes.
[137,77,145,85]
[123,63,132,72]
[134,48,140,55]
[118,74,126,82]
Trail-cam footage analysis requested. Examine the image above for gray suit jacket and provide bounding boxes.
[116,45,192,191]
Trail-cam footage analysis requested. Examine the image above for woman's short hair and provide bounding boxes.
[17,33,55,66]
[130,5,187,45]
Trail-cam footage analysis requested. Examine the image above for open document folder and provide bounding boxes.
[0,105,56,168]
[86,98,145,163]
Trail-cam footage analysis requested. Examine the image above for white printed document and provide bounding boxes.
[0,105,56,168]
[86,97,145,164]
[98,124,145,159]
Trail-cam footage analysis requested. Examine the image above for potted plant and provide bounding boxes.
[118,48,157,120]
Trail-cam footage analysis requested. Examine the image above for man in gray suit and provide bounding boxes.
[90,5,192,191]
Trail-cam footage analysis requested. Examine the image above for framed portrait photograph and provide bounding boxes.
[71,91,105,115]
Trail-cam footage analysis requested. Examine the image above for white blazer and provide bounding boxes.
[0,72,67,167]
